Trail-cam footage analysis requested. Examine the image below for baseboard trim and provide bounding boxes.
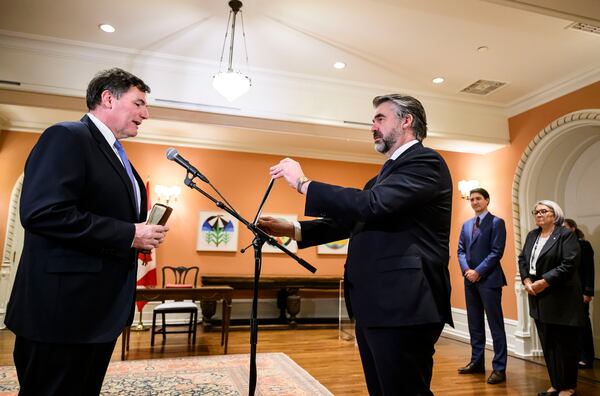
[133,299,534,358]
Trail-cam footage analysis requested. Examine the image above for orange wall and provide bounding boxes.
[1,81,598,321]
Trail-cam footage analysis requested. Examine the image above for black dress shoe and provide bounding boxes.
[578,361,593,369]
[487,370,506,384]
[458,362,485,374]
[537,391,558,396]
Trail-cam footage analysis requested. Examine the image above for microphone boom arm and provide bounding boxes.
[182,177,316,273]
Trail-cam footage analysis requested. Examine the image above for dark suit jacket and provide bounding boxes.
[299,142,453,327]
[457,213,507,288]
[6,115,147,343]
[579,239,595,297]
[518,226,584,326]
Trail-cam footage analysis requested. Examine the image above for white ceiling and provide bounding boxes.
[0,0,599,163]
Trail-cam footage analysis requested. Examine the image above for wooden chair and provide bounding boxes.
[151,265,199,346]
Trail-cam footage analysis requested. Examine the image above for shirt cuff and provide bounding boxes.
[292,220,302,241]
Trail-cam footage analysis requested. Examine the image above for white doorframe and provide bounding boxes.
[0,174,24,328]
[511,109,600,357]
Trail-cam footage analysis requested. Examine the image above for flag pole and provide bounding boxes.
[132,175,153,332]
[131,307,149,331]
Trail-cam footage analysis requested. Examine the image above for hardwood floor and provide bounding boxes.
[1,326,599,395]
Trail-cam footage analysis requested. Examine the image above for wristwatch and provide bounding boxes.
[296,175,310,193]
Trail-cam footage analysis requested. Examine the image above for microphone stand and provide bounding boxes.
[181,172,316,396]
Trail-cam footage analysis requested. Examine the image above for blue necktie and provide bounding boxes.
[113,140,139,213]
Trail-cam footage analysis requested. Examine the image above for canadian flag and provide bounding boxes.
[136,179,157,311]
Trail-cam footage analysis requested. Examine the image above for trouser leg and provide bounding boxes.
[13,336,117,396]
[465,284,485,367]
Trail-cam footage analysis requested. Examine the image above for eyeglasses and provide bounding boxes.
[532,209,553,215]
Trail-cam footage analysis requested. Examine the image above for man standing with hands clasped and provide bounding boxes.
[6,68,169,395]
[259,94,453,395]
[457,188,508,384]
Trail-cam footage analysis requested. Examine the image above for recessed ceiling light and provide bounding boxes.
[99,24,116,33]
[333,62,346,70]
[432,77,445,84]
[477,46,489,52]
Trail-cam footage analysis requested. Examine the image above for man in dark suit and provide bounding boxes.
[260,94,453,395]
[457,188,507,384]
[5,68,169,395]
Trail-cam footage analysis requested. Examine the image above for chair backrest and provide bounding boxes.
[161,266,199,289]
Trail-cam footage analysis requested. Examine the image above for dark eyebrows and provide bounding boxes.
[372,113,385,123]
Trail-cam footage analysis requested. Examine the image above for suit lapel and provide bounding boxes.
[132,166,147,222]
[354,143,423,235]
[523,231,538,263]
[376,142,422,183]
[537,227,560,259]
[82,115,139,217]
[470,214,492,245]
[467,218,477,245]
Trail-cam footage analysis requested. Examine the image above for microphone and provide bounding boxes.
[165,148,209,183]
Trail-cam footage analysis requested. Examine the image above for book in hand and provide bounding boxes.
[146,203,173,226]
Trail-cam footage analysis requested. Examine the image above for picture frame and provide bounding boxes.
[261,213,298,253]
[317,239,349,255]
[196,211,239,252]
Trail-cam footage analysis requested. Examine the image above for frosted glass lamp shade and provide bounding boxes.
[212,71,251,101]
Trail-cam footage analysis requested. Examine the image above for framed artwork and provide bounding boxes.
[196,211,239,252]
[317,239,349,255]
[261,213,298,253]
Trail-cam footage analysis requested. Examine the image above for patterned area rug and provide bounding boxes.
[0,352,332,395]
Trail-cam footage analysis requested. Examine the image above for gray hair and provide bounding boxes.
[534,200,565,226]
[372,94,427,141]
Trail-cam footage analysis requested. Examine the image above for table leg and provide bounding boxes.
[200,300,217,326]
[121,326,130,360]
[285,287,301,324]
[222,297,231,354]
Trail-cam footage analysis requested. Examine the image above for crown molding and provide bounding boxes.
[0,31,510,147]
[506,68,600,117]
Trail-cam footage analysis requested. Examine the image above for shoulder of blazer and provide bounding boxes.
[489,214,507,227]
[393,142,424,160]
[519,229,538,262]
[46,116,101,148]
[525,228,541,246]
[80,114,109,145]
[480,213,495,225]
[552,225,571,240]
[388,142,439,170]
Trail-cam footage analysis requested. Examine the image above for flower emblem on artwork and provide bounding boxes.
[202,215,235,247]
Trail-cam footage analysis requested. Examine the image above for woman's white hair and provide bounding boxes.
[534,200,565,226]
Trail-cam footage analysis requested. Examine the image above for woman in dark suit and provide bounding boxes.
[563,218,595,369]
[518,200,583,396]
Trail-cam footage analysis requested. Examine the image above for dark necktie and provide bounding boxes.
[376,159,394,182]
[472,216,480,239]
[114,140,139,213]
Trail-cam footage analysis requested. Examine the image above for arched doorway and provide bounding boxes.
[0,174,24,328]
[512,110,600,358]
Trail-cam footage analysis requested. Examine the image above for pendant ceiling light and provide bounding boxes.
[212,0,251,102]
